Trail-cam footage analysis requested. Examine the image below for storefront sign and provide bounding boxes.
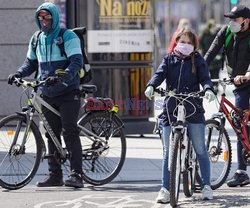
[87,0,153,53]
[88,29,153,53]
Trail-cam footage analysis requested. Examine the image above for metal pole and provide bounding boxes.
[165,0,170,49]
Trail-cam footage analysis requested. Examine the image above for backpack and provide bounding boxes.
[32,27,92,84]
[224,26,250,48]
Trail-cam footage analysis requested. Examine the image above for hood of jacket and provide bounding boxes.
[35,2,61,43]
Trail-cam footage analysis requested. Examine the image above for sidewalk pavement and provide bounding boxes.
[32,134,250,184]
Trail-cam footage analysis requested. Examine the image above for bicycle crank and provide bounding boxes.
[242,149,250,166]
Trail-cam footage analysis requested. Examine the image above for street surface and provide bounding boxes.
[1,181,250,208]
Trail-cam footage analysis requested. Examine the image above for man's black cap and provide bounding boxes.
[224,5,250,19]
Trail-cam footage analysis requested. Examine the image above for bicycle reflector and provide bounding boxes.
[7,130,14,136]
[223,151,228,161]
[111,105,119,113]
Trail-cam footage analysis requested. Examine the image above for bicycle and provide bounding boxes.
[155,88,205,207]
[0,77,126,190]
[204,78,250,189]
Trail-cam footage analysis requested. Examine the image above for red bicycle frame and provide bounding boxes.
[219,94,250,151]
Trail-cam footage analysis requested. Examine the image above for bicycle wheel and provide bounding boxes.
[183,143,197,197]
[0,114,43,190]
[204,119,232,190]
[170,131,182,207]
[78,111,126,185]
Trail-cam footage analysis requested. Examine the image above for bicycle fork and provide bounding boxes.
[8,110,36,156]
[211,113,226,156]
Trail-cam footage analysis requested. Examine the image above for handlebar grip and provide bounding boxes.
[154,88,166,96]
[198,91,205,97]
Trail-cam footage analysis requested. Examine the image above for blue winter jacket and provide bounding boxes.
[147,52,214,125]
[17,2,83,97]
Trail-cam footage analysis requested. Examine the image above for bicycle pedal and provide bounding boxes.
[43,154,54,159]
[194,184,202,193]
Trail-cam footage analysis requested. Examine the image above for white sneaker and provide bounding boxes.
[156,187,170,203]
[201,185,213,200]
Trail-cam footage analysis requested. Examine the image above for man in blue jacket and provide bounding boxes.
[8,2,84,188]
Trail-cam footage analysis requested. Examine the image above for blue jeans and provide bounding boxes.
[161,123,210,190]
[233,87,250,171]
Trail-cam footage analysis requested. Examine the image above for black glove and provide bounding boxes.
[44,76,62,87]
[8,72,21,85]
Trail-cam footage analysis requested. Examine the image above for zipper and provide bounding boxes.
[177,60,184,93]
[45,37,48,65]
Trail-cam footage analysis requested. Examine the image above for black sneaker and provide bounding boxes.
[227,172,250,187]
[36,173,64,187]
[65,173,84,188]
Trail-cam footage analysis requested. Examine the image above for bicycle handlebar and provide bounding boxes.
[154,88,206,121]
[13,76,66,88]
[211,78,234,85]
[211,78,250,91]
[154,88,205,98]
[13,77,46,88]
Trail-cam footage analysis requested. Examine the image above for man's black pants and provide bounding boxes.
[41,90,82,177]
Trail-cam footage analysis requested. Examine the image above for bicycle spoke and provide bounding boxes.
[0,114,42,190]
[79,111,126,185]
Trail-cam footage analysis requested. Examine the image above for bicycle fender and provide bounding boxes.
[211,112,225,121]
[113,113,124,128]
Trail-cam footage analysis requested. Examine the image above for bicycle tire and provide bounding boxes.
[170,131,182,207]
[183,142,196,197]
[78,111,126,185]
[198,119,232,190]
[0,114,43,190]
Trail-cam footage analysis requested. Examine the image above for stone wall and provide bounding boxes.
[0,0,44,116]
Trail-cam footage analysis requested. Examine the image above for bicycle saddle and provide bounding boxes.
[80,84,97,93]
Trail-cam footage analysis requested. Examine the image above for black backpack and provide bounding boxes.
[32,27,92,84]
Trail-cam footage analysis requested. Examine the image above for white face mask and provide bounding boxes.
[229,21,242,33]
[175,42,194,56]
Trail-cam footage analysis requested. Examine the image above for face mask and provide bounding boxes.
[40,20,52,35]
[175,42,194,56]
[229,21,242,33]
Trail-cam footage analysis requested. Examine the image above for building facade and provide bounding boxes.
[0,0,44,117]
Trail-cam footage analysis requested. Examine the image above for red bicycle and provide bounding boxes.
[204,78,250,189]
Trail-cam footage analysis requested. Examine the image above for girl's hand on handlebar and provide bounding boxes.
[144,86,154,100]
[204,89,216,102]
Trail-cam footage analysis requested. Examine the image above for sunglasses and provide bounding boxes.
[38,15,52,21]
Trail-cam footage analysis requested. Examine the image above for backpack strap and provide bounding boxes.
[224,26,234,48]
[32,30,42,53]
[55,28,67,57]
[31,31,42,79]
